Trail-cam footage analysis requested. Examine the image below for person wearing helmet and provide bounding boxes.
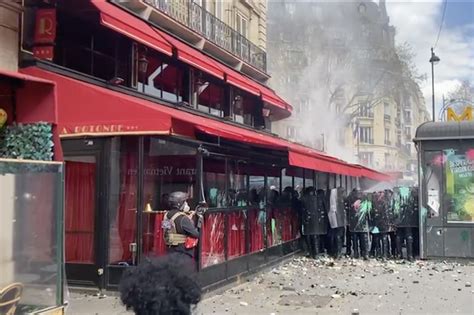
[162,192,199,258]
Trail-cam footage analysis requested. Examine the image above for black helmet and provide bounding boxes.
[168,192,189,210]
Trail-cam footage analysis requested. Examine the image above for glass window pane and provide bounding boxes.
[141,137,197,257]
[228,160,248,207]
[201,212,225,267]
[281,168,292,191]
[108,137,138,264]
[266,174,281,247]
[249,175,265,253]
[1,160,63,310]
[204,157,227,208]
[227,210,246,259]
[423,151,443,218]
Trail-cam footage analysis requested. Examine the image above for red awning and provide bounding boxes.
[288,151,360,177]
[91,0,173,56]
[20,67,389,181]
[0,68,55,85]
[157,31,225,80]
[21,67,173,137]
[224,67,261,96]
[260,85,292,112]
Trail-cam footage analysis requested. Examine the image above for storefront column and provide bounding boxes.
[136,136,145,262]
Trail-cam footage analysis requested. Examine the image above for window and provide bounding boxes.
[203,157,227,208]
[214,1,223,19]
[140,50,187,103]
[108,137,139,265]
[228,160,248,207]
[359,126,373,144]
[404,110,412,124]
[236,13,248,37]
[384,153,390,169]
[359,152,374,167]
[195,72,225,117]
[287,126,297,139]
[405,127,411,137]
[405,143,411,155]
[285,3,296,15]
[384,128,391,145]
[299,98,310,113]
[359,102,373,118]
[54,13,132,85]
[232,89,258,126]
[281,168,293,191]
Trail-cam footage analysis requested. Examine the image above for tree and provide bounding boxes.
[448,80,474,102]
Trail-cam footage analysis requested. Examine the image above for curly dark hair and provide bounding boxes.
[119,254,202,315]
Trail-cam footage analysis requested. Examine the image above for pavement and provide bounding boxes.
[66,255,474,315]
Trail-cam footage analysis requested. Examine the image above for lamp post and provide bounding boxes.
[138,51,149,94]
[429,47,440,121]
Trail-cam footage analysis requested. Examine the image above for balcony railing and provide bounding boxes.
[145,0,267,72]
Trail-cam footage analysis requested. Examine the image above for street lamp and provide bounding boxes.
[429,47,440,121]
[138,51,149,94]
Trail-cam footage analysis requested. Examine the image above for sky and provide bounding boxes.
[385,0,474,119]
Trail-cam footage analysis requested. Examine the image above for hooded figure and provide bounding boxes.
[162,192,199,258]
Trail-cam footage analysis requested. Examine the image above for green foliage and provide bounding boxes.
[0,122,54,161]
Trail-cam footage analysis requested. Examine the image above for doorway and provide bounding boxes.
[63,138,105,287]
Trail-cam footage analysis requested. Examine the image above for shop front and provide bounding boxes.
[415,121,474,259]
[16,65,390,290]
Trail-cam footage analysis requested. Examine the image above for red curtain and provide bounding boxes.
[65,161,95,263]
[248,208,264,253]
[227,211,246,259]
[201,212,225,268]
[115,151,138,262]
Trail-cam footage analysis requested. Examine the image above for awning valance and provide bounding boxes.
[92,1,173,56]
[21,67,173,137]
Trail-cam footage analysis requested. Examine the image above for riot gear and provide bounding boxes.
[168,192,189,211]
[347,189,370,259]
[328,187,346,259]
[163,192,199,257]
[394,187,419,261]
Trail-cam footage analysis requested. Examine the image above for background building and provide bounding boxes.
[267,0,430,179]
[0,1,21,71]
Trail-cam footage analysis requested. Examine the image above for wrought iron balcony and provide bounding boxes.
[145,0,267,73]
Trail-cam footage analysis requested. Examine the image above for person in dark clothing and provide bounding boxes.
[394,186,419,261]
[347,189,370,260]
[119,253,202,315]
[301,187,320,258]
[163,192,200,258]
[328,187,346,259]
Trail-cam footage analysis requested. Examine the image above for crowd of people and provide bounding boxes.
[291,186,420,261]
[118,186,420,314]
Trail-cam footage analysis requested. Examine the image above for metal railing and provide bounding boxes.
[145,0,267,72]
